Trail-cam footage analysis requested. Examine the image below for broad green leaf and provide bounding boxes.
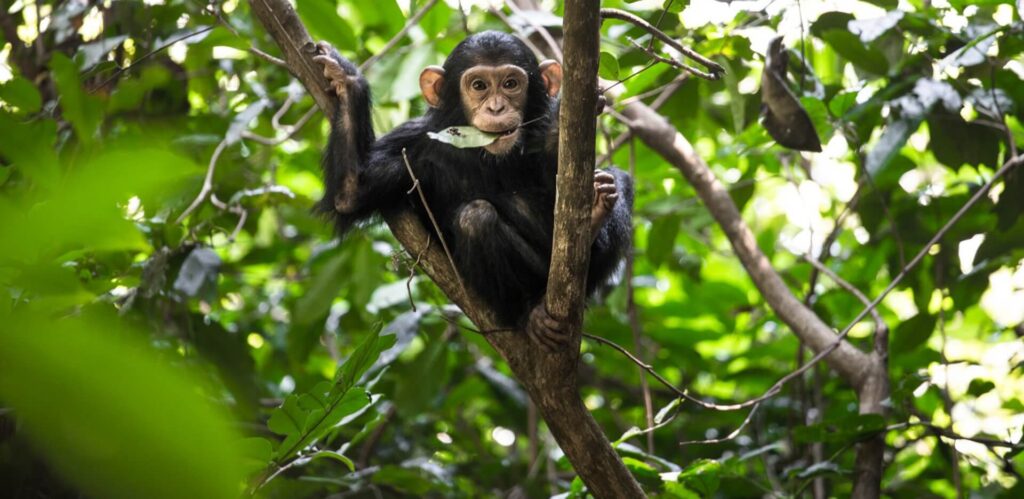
[297,0,357,52]
[891,313,937,355]
[865,117,921,177]
[819,30,889,75]
[0,312,245,499]
[427,126,499,148]
[0,77,42,113]
[679,459,722,495]
[599,51,620,80]
[50,53,102,143]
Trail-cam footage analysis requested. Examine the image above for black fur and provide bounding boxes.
[319,31,633,327]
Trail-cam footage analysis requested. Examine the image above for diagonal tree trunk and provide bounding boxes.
[246,0,644,496]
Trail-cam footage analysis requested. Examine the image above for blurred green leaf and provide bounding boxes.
[0,312,245,499]
[0,77,42,113]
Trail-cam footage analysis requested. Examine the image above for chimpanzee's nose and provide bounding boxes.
[487,101,506,115]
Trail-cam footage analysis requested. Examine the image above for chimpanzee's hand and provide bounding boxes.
[590,170,619,236]
[312,42,356,99]
[526,303,569,351]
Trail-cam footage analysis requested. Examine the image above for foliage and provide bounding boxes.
[1,0,1023,497]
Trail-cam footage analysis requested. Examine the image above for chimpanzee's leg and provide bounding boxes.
[452,199,568,349]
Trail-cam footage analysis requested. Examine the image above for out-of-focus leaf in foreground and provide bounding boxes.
[0,312,246,499]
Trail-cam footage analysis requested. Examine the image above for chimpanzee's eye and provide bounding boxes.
[472,79,487,91]
[503,79,519,90]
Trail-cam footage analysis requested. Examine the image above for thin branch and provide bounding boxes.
[176,138,229,224]
[680,403,761,446]
[360,0,441,72]
[92,25,216,92]
[625,36,720,81]
[401,149,466,295]
[802,255,886,334]
[251,46,287,67]
[600,8,724,80]
[241,104,319,146]
[625,137,655,454]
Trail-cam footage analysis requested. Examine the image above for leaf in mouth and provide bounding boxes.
[427,126,500,149]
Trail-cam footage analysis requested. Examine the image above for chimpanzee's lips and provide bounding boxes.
[481,127,518,137]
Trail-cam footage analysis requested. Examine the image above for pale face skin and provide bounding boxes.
[419,60,563,156]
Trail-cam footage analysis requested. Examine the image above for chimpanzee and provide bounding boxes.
[313,31,632,350]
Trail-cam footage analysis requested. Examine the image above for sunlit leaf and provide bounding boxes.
[427,126,499,148]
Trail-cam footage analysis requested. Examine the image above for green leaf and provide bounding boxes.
[679,459,722,495]
[654,397,682,425]
[297,0,357,52]
[599,51,620,80]
[967,379,996,397]
[865,117,922,177]
[828,90,858,117]
[309,450,356,471]
[0,312,245,499]
[891,313,936,355]
[49,53,102,143]
[0,77,42,113]
[927,114,1001,169]
[427,126,499,148]
[819,30,890,75]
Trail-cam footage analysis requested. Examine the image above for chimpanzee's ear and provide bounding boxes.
[539,60,562,97]
[419,66,445,108]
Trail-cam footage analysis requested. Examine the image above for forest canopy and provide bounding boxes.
[1,0,1023,498]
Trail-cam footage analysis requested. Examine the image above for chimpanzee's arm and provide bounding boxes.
[313,44,376,219]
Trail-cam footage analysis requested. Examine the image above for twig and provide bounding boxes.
[401,149,467,295]
[625,36,719,81]
[92,25,216,92]
[406,235,432,312]
[176,138,229,224]
[803,255,886,334]
[581,333,749,411]
[251,46,287,67]
[241,105,319,145]
[625,137,656,453]
[680,403,761,446]
[600,8,724,80]
[360,0,441,72]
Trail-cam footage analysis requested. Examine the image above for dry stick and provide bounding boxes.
[92,25,216,92]
[360,0,441,72]
[210,193,249,242]
[401,149,466,296]
[599,8,724,79]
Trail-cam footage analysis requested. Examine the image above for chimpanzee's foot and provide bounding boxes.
[312,43,356,98]
[526,303,569,351]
